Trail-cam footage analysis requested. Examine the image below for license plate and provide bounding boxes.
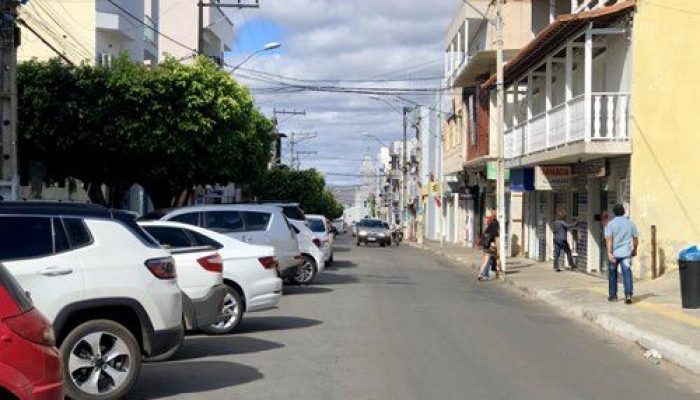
[367,237,376,242]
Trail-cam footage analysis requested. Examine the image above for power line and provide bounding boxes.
[235,67,444,83]
[17,18,75,65]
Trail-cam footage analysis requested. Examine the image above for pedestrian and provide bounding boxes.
[553,209,577,272]
[605,204,639,304]
[477,211,502,281]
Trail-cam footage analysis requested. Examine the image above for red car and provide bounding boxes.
[0,264,62,400]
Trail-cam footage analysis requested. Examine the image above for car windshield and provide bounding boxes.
[359,220,383,228]
[307,218,326,233]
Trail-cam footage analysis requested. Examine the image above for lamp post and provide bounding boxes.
[229,42,281,72]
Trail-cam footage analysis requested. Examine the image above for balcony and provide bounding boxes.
[505,92,630,165]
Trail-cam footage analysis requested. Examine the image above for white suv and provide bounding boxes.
[0,203,183,400]
[156,205,301,279]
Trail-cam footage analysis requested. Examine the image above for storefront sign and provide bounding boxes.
[486,161,511,181]
[535,166,571,191]
[573,159,606,177]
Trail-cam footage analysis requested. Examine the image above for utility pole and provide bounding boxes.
[401,106,409,227]
[415,112,424,245]
[0,0,18,201]
[272,108,305,168]
[288,131,316,170]
[495,0,507,273]
[198,1,260,57]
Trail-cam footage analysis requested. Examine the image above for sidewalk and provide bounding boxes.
[411,240,700,375]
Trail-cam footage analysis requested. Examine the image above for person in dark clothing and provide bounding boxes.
[553,209,576,272]
[478,211,502,281]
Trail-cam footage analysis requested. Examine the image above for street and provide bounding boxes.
[130,236,700,400]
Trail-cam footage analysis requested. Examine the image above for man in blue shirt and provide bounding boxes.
[604,204,639,304]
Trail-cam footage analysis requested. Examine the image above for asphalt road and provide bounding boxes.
[130,235,700,400]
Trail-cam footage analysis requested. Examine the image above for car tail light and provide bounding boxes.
[313,238,321,248]
[145,257,177,279]
[4,309,55,346]
[258,256,278,270]
[198,254,223,273]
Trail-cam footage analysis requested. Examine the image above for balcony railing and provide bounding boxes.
[505,92,630,159]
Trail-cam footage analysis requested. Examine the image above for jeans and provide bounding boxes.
[609,257,633,298]
[481,255,497,277]
[553,240,575,269]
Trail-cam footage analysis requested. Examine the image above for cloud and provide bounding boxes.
[225,1,459,186]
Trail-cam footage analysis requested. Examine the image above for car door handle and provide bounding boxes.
[40,266,73,276]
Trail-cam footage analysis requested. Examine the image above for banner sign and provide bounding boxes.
[535,166,571,190]
[486,161,511,181]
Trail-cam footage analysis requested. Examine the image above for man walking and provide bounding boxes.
[553,210,576,272]
[605,204,639,304]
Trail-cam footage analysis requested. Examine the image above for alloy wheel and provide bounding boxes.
[211,292,241,331]
[295,258,315,284]
[68,331,131,396]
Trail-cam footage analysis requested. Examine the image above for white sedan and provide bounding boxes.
[139,220,283,334]
[306,214,334,265]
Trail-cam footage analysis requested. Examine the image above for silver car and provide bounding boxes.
[355,219,392,247]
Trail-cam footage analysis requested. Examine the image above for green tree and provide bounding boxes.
[252,168,344,219]
[18,55,273,207]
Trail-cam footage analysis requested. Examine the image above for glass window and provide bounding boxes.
[113,211,160,248]
[62,218,92,249]
[282,206,306,221]
[0,217,53,261]
[242,212,271,232]
[307,218,326,233]
[170,212,200,226]
[0,265,33,313]
[53,218,70,253]
[204,211,244,233]
[142,227,193,249]
[183,229,223,250]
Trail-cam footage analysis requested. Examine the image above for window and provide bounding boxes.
[183,229,223,250]
[62,218,92,249]
[307,218,326,233]
[242,212,271,232]
[113,211,160,248]
[282,206,306,221]
[0,217,53,261]
[53,218,70,253]
[143,227,193,249]
[170,212,200,226]
[204,211,244,233]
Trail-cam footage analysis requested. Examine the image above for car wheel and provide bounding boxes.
[143,327,183,362]
[356,240,361,246]
[201,285,244,335]
[328,254,334,264]
[292,255,317,284]
[62,319,141,400]
[380,242,386,247]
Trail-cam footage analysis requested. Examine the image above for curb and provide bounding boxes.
[411,242,700,375]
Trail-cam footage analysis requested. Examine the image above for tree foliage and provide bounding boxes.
[252,168,344,219]
[18,55,273,207]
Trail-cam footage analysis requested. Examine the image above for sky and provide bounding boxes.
[223,1,460,186]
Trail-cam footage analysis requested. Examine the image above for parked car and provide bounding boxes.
[0,202,183,400]
[352,221,358,237]
[140,221,283,334]
[332,218,347,234]
[157,205,301,280]
[0,264,63,400]
[306,214,334,265]
[355,219,393,247]
[288,222,326,284]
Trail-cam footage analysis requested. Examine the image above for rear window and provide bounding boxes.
[0,216,53,261]
[0,265,33,313]
[242,211,271,232]
[282,206,306,221]
[143,226,193,249]
[183,229,224,250]
[62,218,92,248]
[307,218,326,233]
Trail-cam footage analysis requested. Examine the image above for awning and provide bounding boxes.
[482,1,636,90]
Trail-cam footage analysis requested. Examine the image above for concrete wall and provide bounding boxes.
[630,0,700,278]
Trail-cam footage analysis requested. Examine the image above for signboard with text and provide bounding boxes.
[535,166,571,191]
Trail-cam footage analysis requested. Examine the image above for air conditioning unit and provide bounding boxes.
[100,52,113,68]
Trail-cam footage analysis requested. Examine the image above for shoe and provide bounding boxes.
[570,266,578,271]
[554,268,562,272]
[608,297,618,302]
[625,296,633,304]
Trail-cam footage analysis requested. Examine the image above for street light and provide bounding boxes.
[229,42,281,72]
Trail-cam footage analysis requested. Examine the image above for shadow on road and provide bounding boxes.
[283,285,334,295]
[333,245,351,253]
[133,361,263,399]
[236,316,323,334]
[327,260,357,269]
[313,271,360,286]
[171,335,284,361]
